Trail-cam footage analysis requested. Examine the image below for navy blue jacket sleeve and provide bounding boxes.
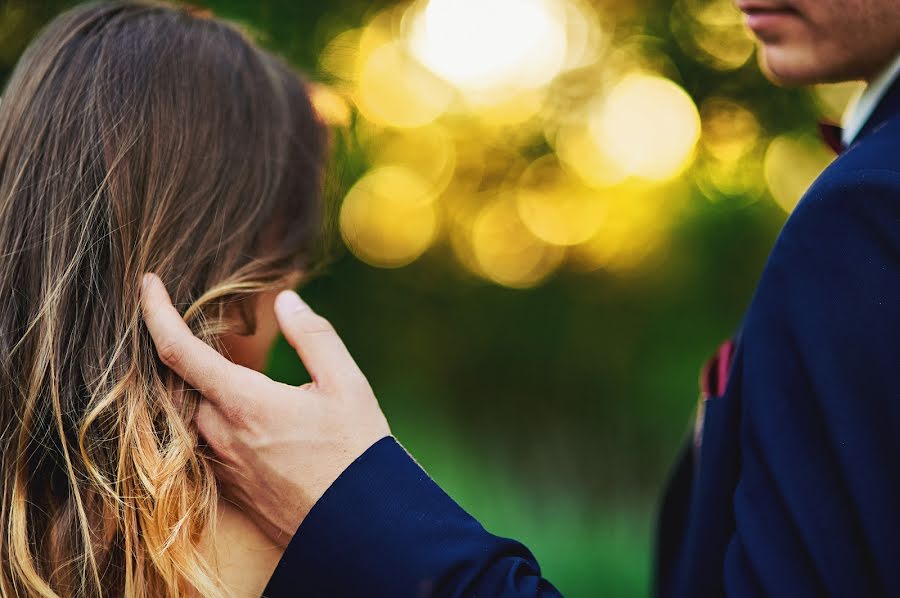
[262,436,562,597]
[723,168,900,596]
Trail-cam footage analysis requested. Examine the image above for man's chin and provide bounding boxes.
[757,49,820,86]
[758,45,868,86]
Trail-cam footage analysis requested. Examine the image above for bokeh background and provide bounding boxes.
[1,1,862,595]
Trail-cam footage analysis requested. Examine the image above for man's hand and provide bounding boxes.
[139,273,391,545]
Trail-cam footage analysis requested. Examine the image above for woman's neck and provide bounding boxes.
[201,497,284,597]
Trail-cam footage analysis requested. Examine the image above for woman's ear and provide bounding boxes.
[218,289,283,372]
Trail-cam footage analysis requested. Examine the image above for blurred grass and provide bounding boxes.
[386,403,654,597]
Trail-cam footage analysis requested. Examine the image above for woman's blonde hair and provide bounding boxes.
[0,1,327,595]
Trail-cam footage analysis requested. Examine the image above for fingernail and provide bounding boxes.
[275,290,308,314]
[141,273,153,292]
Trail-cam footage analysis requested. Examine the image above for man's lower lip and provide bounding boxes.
[744,9,800,31]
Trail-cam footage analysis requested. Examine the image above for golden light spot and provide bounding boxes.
[443,189,488,275]
[358,8,400,60]
[441,139,488,193]
[700,97,760,162]
[553,120,628,188]
[466,88,546,127]
[590,74,701,181]
[571,186,681,272]
[558,0,605,71]
[318,28,363,84]
[695,149,767,202]
[453,140,528,194]
[308,83,352,128]
[406,0,568,100]
[603,35,680,82]
[516,155,606,246]
[339,167,439,267]
[366,124,457,196]
[471,197,565,288]
[354,41,453,128]
[695,97,766,201]
[670,0,755,71]
[763,135,835,212]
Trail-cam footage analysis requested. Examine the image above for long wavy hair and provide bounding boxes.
[0,1,327,595]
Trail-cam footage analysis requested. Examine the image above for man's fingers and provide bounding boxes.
[140,273,242,406]
[274,290,364,390]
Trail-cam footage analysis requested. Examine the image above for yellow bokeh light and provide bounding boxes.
[516,155,606,246]
[441,139,490,194]
[553,120,628,188]
[443,187,496,276]
[319,28,363,84]
[455,139,528,194]
[558,0,605,71]
[358,8,401,61]
[696,97,764,201]
[354,41,453,128]
[320,7,405,85]
[670,0,755,71]
[603,36,682,83]
[365,124,457,196]
[763,135,835,213]
[466,88,546,127]
[571,185,683,272]
[814,81,865,124]
[406,0,568,101]
[471,198,565,288]
[590,74,701,181]
[695,149,767,202]
[318,0,774,286]
[700,97,760,162]
[340,166,439,268]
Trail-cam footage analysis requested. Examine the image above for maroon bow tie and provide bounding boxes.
[818,122,845,155]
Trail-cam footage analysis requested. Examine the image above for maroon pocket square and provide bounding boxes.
[694,338,736,451]
[700,339,736,400]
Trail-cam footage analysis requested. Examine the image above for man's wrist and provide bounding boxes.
[286,433,395,536]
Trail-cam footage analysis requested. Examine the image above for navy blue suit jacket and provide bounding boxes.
[262,80,900,597]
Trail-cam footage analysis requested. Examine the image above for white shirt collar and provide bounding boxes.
[841,52,900,146]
